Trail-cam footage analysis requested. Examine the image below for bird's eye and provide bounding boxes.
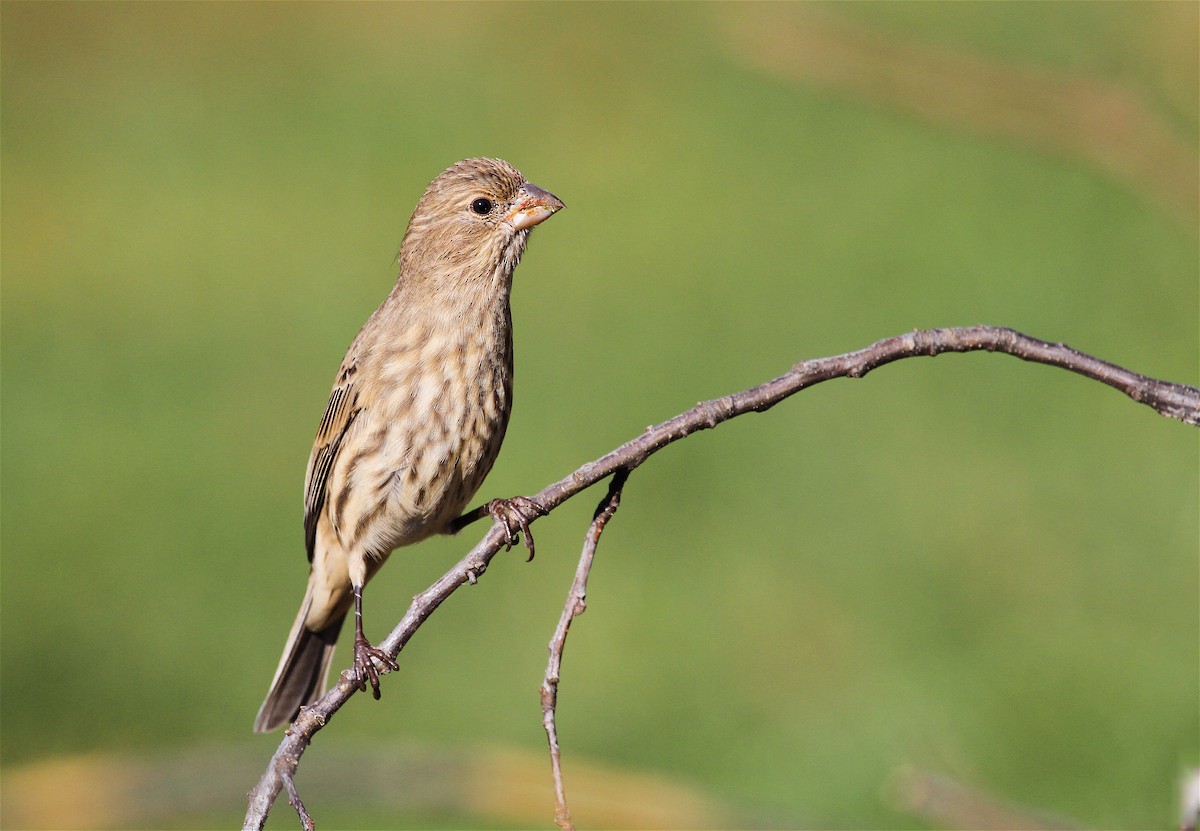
[470,197,493,215]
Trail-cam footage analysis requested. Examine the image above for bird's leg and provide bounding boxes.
[448,503,491,533]
[486,496,542,561]
[350,584,398,700]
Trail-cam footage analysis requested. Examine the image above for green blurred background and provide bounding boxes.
[2,3,1196,829]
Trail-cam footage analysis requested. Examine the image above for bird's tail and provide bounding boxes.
[253,582,345,733]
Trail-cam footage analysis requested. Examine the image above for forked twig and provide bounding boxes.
[245,326,1198,830]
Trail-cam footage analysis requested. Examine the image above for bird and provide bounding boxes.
[254,158,564,733]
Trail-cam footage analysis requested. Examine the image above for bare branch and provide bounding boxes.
[245,326,1198,830]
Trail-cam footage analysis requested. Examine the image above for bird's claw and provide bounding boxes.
[487,496,542,561]
[351,635,398,700]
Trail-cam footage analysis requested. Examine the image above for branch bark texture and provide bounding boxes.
[245,325,1198,829]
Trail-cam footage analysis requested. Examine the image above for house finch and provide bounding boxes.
[254,158,564,733]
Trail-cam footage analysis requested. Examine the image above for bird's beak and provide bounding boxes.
[505,183,565,231]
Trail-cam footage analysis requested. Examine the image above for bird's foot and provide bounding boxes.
[351,634,398,700]
[487,496,543,561]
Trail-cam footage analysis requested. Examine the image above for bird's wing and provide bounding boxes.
[303,362,361,562]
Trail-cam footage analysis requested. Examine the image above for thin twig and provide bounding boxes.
[540,469,630,831]
[281,756,314,831]
[245,326,1198,830]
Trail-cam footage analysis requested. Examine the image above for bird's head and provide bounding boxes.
[398,158,564,280]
